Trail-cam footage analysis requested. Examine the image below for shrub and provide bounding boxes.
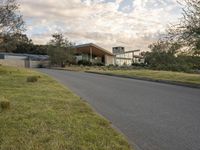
[38,64,44,68]
[27,76,38,82]
[94,62,104,66]
[144,50,200,73]
[0,99,10,111]
[78,60,92,66]
[132,63,146,67]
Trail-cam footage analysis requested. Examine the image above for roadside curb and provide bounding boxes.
[86,71,200,89]
[50,67,81,72]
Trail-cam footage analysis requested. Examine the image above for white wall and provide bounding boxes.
[105,55,115,65]
[0,59,49,68]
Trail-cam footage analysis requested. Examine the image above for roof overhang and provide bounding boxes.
[75,43,114,57]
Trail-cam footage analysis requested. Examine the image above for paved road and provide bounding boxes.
[39,69,200,150]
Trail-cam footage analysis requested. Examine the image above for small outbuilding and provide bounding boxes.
[0,53,49,68]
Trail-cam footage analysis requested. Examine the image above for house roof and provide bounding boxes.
[0,52,49,61]
[75,43,114,56]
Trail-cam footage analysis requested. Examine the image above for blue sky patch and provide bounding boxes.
[118,0,134,13]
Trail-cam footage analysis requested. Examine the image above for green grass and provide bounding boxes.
[0,66,131,150]
[90,69,200,85]
[52,65,200,85]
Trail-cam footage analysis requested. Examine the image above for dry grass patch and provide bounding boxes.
[0,98,10,111]
[90,69,200,85]
[0,66,132,150]
[27,76,39,82]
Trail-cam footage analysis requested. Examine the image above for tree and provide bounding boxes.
[145,40,192,71]
[48,33,75,67]
[28,45,48,55]
[0,33,16,52]
[0,0,24,34]
[168,0,200,55]
[0,0,25,52]
[148,40,181,55]
[146,0,200,72]
[0,33,32,52]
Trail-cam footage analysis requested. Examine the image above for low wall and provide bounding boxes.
[0,59,25,68]
[0,59,50,68]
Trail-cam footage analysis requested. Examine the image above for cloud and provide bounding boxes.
[19,0,182,51]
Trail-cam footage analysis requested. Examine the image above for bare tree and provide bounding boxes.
[0,0,24,34]
[168,0,200,55]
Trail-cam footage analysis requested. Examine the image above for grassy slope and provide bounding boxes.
[89,69,200,85]
[59,66,200,85]
[0,66,131,150]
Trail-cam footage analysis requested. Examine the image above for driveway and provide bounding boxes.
[39,69,200,150]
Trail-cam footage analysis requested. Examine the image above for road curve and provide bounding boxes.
[39,69,200,150]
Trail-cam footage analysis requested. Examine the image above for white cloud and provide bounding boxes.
[19,0,182,51]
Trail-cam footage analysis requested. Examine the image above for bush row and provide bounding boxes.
[77,60,104,66]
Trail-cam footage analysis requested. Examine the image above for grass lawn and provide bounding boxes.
[90,69,200,85]
[0,66,131,150]
[56,65,200,85]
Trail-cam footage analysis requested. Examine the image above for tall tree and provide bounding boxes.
[48,33,75,67]
[0,33,32,52]
[149,40,181,55]
[0,0,24,34]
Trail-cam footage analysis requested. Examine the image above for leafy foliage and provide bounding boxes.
[0,33,49,54]
[78,60,92,66]
[0,1,49,55]
[144,49,200,72]
[149,41,181,55]
[147,0,200,72]
[168,0,200,56]
[0,33,32,52]
[0,0,24,33]
[48,33,75,67]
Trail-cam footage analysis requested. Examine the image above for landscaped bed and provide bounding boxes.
[0,66,131,150]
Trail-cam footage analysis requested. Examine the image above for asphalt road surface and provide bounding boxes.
[39,69,200,150]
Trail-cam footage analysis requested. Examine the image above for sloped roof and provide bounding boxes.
[75,43,114,56]
[0,52,49,61]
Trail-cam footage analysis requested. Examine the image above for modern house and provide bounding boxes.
[75,43,115,66]
[75,43,145,66]
[112,47,145,66]
[0,53,49,68]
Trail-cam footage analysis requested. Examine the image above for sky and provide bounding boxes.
[19,0,183,52]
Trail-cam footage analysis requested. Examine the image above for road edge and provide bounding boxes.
[86,71,200,89]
